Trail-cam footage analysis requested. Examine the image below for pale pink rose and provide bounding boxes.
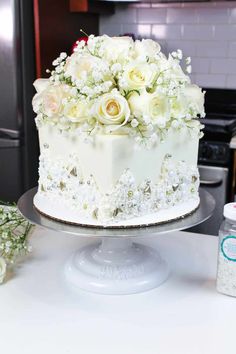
[43,86,63,117]
[39,85,68,118]
[33,84,69,117]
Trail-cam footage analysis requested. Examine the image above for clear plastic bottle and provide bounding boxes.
[217,203,236,296]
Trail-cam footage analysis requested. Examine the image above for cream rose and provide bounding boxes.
[122,62,157,90]
[94,91,130,126]
[0,257,6,284]
[183,84,205,116]
[134,39,161,61]
[63,100,88,123]
[101,36,134,63]
[129,91,171,126]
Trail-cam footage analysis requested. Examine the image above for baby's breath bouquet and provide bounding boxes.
[32,33,205,148]
[0,204,33,283]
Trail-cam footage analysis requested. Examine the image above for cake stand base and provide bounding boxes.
[18,188,215,295]
[64,237,169,295]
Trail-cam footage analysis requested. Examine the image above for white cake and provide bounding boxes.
[32,35,204,227]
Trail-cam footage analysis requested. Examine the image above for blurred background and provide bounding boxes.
[0,0,98,204]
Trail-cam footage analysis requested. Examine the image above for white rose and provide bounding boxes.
[33,78,50,93]
[129,91,171,126]
[94,91,130,126]
[63,100,88,123]
[183,84,205,116]
[172,65,189,82]
[148,93,171,125]
[170,94,188,119]
[134,39,161,61]
[0,257,6,284]
[32,92,42,114]
[65,53,102,81]
[121,62,157,90]
[100,36,134,63]
[165,55,189,83]
[32,80,50,113]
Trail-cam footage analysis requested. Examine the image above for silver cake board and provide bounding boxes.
[33,191,200,229]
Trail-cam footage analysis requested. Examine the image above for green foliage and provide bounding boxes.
[0,203,33,263]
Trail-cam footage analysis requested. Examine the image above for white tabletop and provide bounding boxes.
[1,228,235,354]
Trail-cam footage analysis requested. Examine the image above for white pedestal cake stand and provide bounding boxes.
[18,188,215,295]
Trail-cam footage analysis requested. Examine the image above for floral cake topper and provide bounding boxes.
[32,33,205,147]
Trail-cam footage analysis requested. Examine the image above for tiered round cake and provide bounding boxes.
[32,35,205,227]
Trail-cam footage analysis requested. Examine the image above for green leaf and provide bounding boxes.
[125,89,140,99]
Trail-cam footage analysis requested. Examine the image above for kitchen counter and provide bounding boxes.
[1,228,235,354]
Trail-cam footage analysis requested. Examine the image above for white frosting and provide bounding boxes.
[38,125,199,194]
[35,124,200,225]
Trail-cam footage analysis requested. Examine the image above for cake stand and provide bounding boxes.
[18,188,215,295]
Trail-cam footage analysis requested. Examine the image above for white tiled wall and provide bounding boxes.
[100,2,236,89]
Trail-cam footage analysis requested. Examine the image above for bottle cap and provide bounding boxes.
[223,203,236,221]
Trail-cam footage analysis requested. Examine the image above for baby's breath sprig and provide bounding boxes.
[80,29,89,37]
[0,202,33,283]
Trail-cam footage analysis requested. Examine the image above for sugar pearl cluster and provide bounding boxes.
[38,153,199,223]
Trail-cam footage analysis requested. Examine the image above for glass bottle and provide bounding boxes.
[217,203,236,296]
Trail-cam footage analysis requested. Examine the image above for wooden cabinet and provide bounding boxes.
[69,0,114,14]
[34,0,99,77]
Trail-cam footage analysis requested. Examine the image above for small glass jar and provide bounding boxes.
[217,203,236,297]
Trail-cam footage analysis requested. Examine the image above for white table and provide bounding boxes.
[1,228,235,354]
